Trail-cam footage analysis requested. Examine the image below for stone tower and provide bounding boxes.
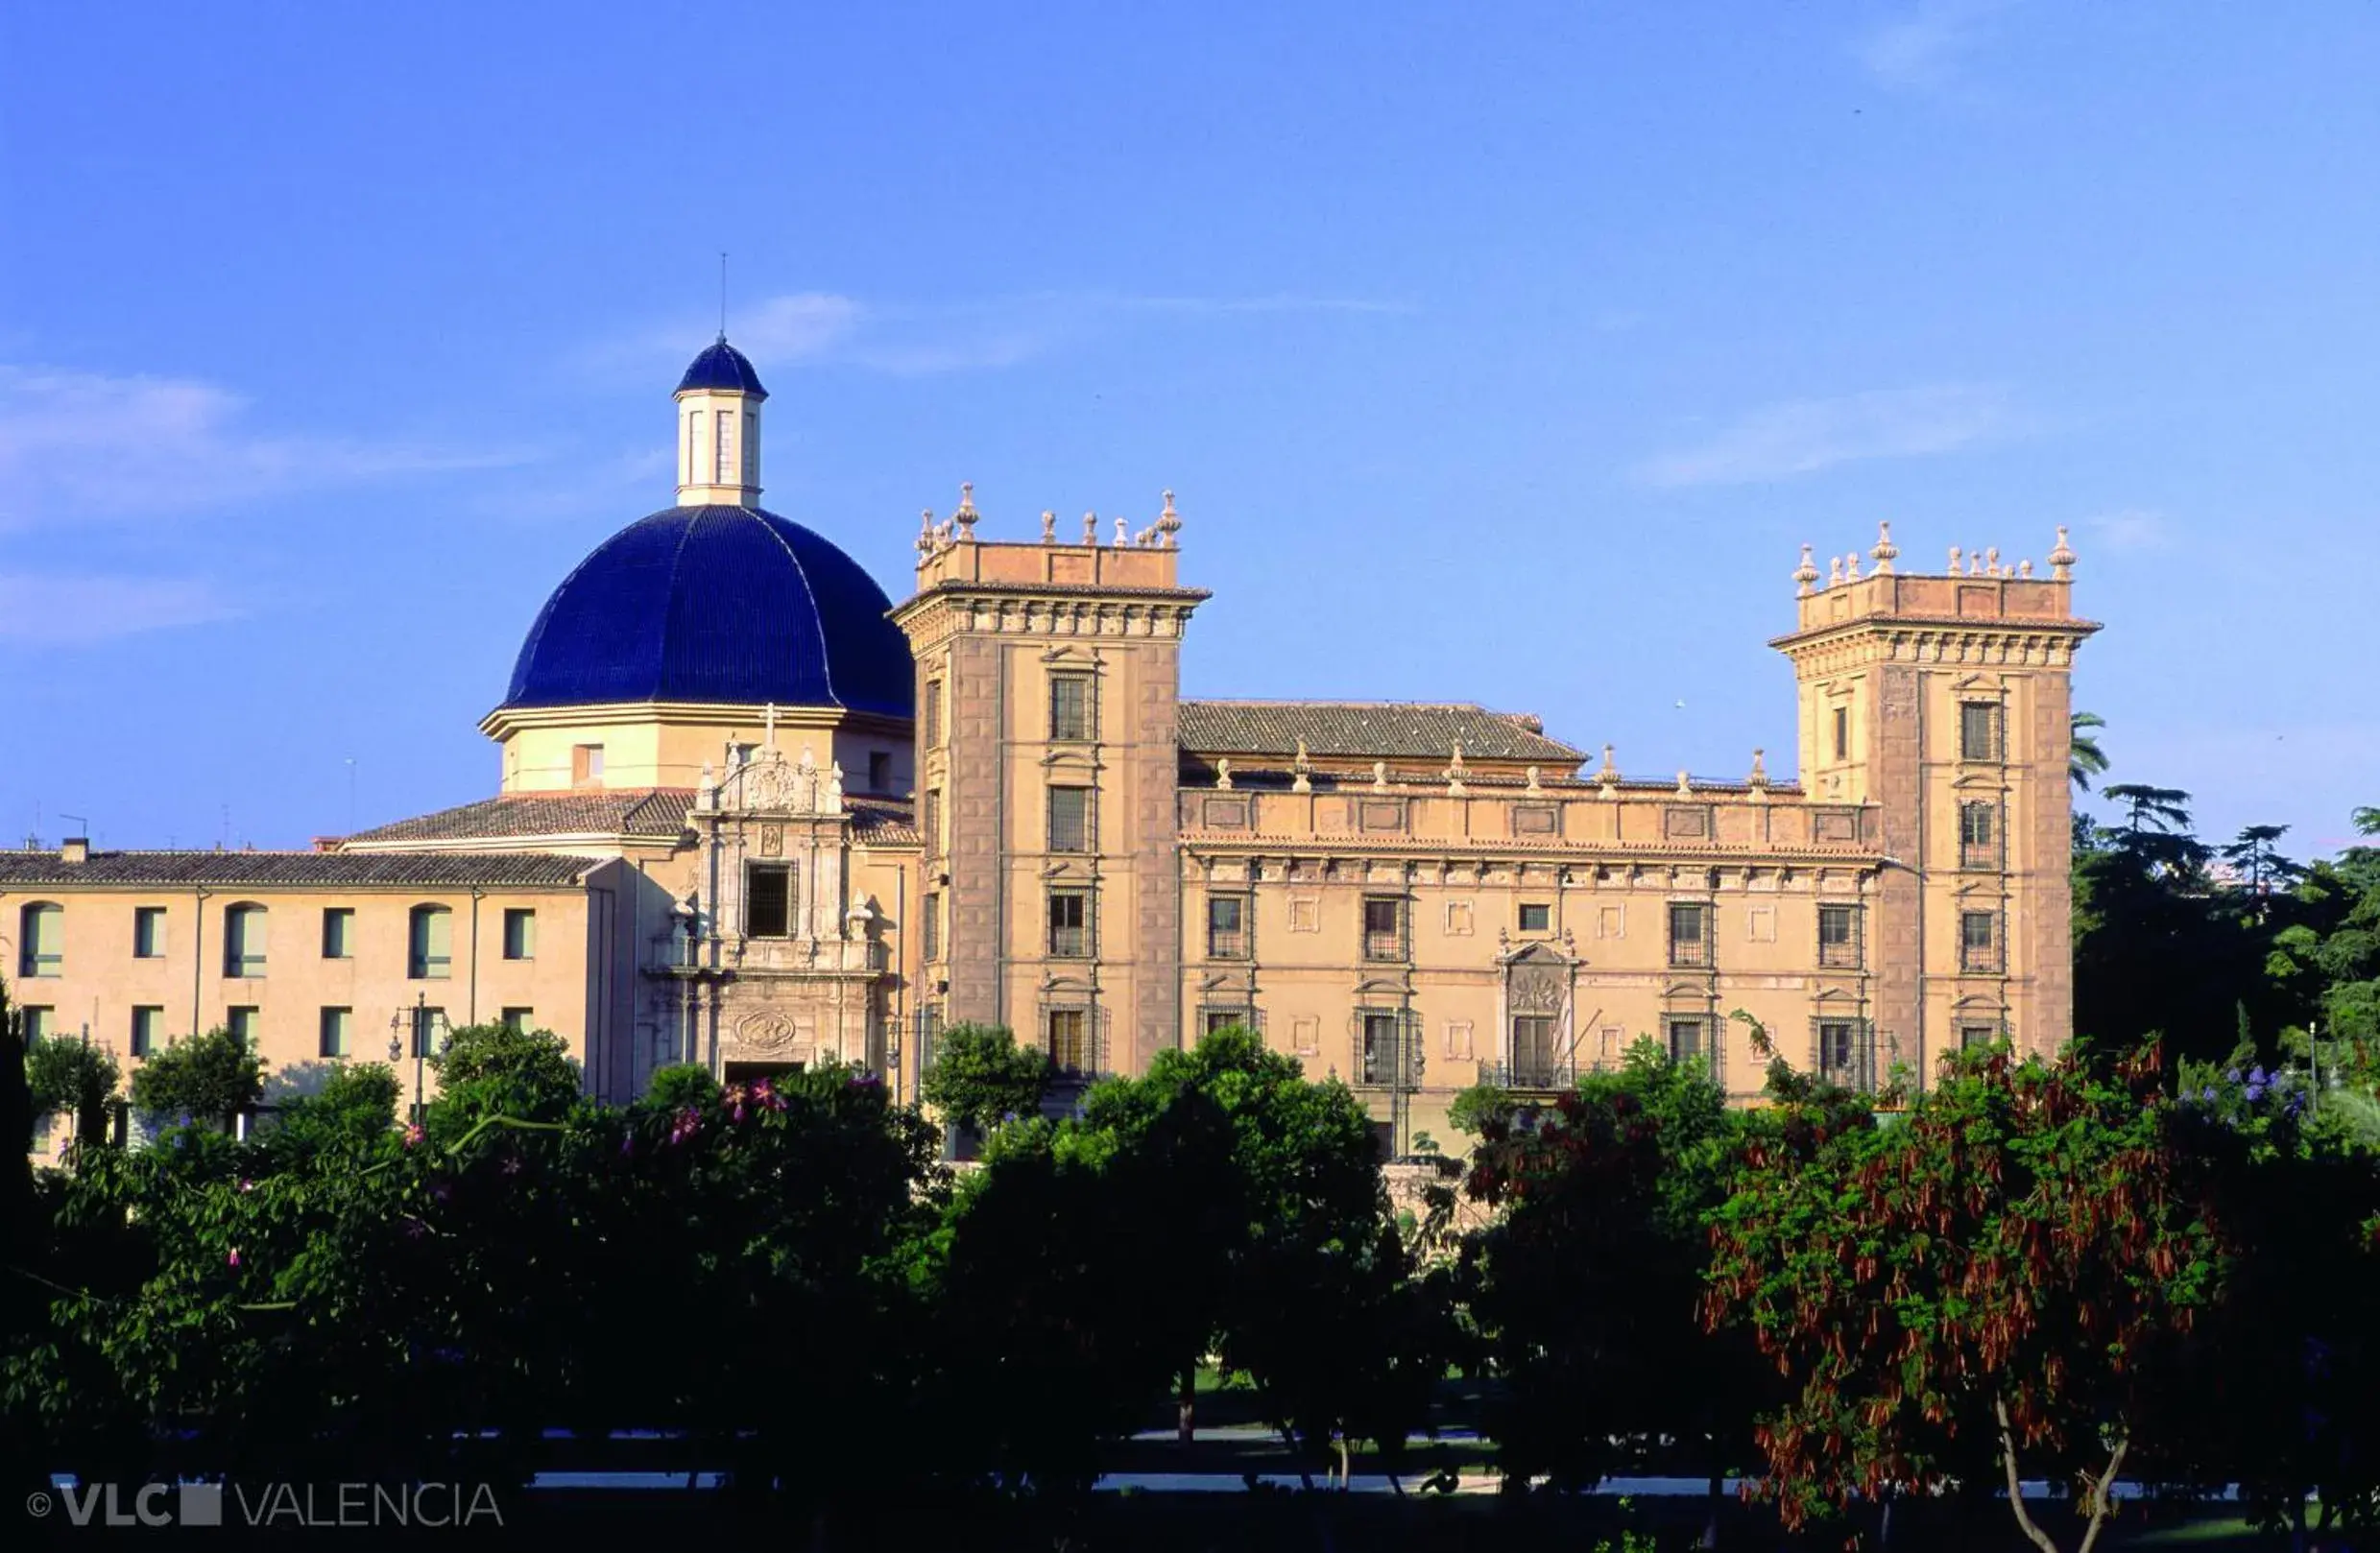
[890,493,1208,1081]
[1773,526,2098,1080]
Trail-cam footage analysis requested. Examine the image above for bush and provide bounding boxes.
[919,1023,1050,1132]
[427,1023,582,1135]
[129,1028,263,1133]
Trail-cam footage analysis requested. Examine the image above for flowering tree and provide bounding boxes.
[1706,1045,2218,1553]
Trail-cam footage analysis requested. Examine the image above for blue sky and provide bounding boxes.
[3,2,2375,856]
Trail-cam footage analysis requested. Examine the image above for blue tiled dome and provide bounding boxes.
[501,506,913,718]
[675,337,768,398]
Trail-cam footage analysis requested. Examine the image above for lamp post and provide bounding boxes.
[386,993,445,1126]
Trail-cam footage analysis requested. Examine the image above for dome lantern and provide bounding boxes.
[674,336,768,507]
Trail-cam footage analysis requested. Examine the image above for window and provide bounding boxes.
[1202,1008,1250,1038]
[571,743,605,787]
[1667,1015,1707,1063]
[1960,910,2000,971]
[502,908,537,961]
[21,1006,54,1044]
[224,904,267,978]
[1959,703,2003,762]
[923,680,942,748]
[133,906,166,959]
[1833,705,1849,762]
[1668,902,1711,968]
[1518,902,1551,933]
[1047,785,1091,853]
[730,742,759,768]
[1817,904,1861,968]
[921,893,941,962]
[1511,1015,1559,1087]
[321,907,354,960]
[228,1007,260,1047]
[1959,1022,2001,1051]
[1048,890,1090,958]
[713,408,735,483]
[1959,802,1999,868]
[500,1007,534,1034]
[1818,1020,1861,1086]
[1360,1012,1401,1087]
[319,1007,351,1060]
[924,789,943,858]
[131,1006,163,1058]
[1049,673,1094,741]
[1206,895,1248,959]
[745,865,792,938]
[18,902,61,977]
[867,751,891,794]
[407,905,453,979]
[1046,1008,1093,1074]
[1361,896,1406,962]
[410,1007,444,1060]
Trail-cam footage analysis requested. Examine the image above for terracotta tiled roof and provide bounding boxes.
[0,850,600,888]
[1178,702,1585,765]
[848,800,920,846]
[345,790,698,845]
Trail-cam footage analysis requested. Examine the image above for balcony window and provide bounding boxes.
[1667,902,1711,968]
[745,866,793,939]
[1818,1020,1863,1087]
[1959,1022,2002,1051]
[1667,1015,1707,1065]
[1960,910,2001,972]
[407,905,452,979]
[224,904,268,978]
[1048,891,1090,958]
[132,906,166,959]
[1510,1015,1562,1087]
[1049,673,1094,741]
[1201,1007,1252,1038]
[1046,1008,1094,1074]
[1207,895,1248,960]
[1359,1011,1401,1087]
[17,902,61,978]
[1959,802,2000,869]
[1047,786,1091,853]
[1361,896,1406,962]
[1817,904,1861,968]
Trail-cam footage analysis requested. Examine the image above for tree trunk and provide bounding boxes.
[1996,1396,2067,1553]
[1177,1364,1196,1447]
[1700,1434,1724,1549]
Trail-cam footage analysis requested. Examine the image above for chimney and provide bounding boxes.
[60,836,89,865]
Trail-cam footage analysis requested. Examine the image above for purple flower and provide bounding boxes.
[619,1133,637,1158]
[2246,1083,2268,1103]
[238,1179,254,1193]
[500,1154,522,1176]
[2249,1065,2270,1087]
[228,1248,241,1268]
[2226,1068,2243,1084]
[403,1123,424,1149]
[2200,1087,2218,1104]
[401,1217,427,1240]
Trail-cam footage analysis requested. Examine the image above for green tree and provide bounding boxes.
[25,1038,121,1158]
[2069,709,2109,792]
[425,1022,582,1136]
[262,1063,399,1161]
[2270,807,2380,1043]
[129,1027,264,1133]
[918,1022,1051,1133]
[1707,1045,2218,1553]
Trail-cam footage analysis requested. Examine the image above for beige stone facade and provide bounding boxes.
[5,345,2097,1158]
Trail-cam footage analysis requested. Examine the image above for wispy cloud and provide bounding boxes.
[0,365,533,531]
[0,570,238,643]
[1636,383,2016,487]
[1856,0,2010,95]
[589,288,1412,382]
[2082,508,2168,552]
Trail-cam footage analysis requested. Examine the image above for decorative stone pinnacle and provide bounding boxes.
[1748,747,1767,785]
[1675,769,1693,796]
[1371,759,1389,794]
[1113,515,1129,547]
[915,509,935,556]
[1969,549,1984,577]
[1948,545,1962,574]
[1844,549,1862,582]
[1291,737,1312,794]
[1082,510,1098,544]
[1985,545,2001,577]
[1214,757,1233,791]
[2018,558,2034,578]
[1525,764,1542,794]
[1793,544,1820,595]
[954,482,977,538]
[2049,525,2077,579]
[1829,555,1846,586]
[1156,490,1180,547]
[1041,510,1056,543]
[1871,521,1899,574]
[1599,744,1619,785]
